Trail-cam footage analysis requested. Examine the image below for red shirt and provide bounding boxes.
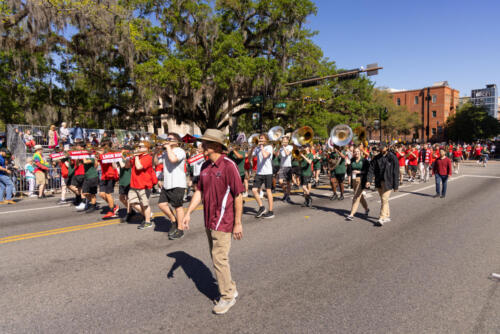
[433,157,452,176]
[452,150,462,158]
[466,145,472,152]
[60,161,69,178]
[100,161,118,180]
[475,147,482,156]
[396,152,405,167]
[130,154,153,189]
[74,161,85,176]
[244,157,250,170]
[408,150,418,166]
[197,155,245,233]
[252,156,258,171]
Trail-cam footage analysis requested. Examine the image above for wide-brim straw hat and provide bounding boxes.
[200,129,227,149]
[34,144,43,151]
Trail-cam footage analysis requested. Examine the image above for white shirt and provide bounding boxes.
[279,145,293,167]
[163,147,187,189]
[254,145,273,175]
[188,153,205,177]
[60,127,70,139]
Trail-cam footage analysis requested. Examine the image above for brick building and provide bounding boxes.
[390,81,459,142]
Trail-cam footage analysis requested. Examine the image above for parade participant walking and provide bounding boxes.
[250,134,274,218]
[367,144,399,226]
[0,148,15,204]
[300,144,314,207]
[329,146,347,200]
[182,129,244,315]
[346,147,370,220]
[432,148,452,198]
[277,136,293,202]
[70,143,86,210]
[396,146,406,185]
[118,146,132,223]
[157,133,187,239]
[128,142,153,229]
[33,145,49,199]
[406,144,418,182]
[99,141,119,218]
[452,145,463,174]
[312,149,322,187]
[227,144,246,191]
[81,154,99,214]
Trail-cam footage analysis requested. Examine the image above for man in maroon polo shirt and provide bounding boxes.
[182,128,244,315]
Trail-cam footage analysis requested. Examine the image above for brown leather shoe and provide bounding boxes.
[5,200,16,204]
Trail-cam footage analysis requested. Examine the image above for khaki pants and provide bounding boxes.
[350,177,368,215]
[377,181,392,219]
[206,229,236,301]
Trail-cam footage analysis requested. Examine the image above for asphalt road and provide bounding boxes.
[1,161,500,333]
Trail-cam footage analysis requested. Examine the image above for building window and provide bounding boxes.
[414,96,419,104]
[432,95,437,103]
[397,98,401,106]
[432,128,437,135]
[432,110,437,118]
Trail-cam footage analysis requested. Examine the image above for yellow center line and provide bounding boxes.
[0,188,328,245]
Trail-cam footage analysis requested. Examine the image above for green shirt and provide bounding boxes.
[300,153,314,177]
[330,152,346,175]
[312,155,322,170]
[228,150,245,176]
[119,167,131,187]
[350,157,366,171]
[292,159,299,167]
[84,159,98,179]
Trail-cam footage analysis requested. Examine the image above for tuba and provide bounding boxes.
[329,124,353,147]
[267,126,285,143]
[292,145,305,161]
[291,126,314,147]
[248,133,260,147]
[353,126,368,147]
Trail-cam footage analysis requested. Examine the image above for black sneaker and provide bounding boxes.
[262,211,274,219]
[338,195,344,201]
[84,204,97,214]
[307,197,313,208]
[330,193,338,200]
[168,223,178,237]
[169,229,184,240]
[137,222,153,230]
[440,195,445,199]
[433,194,440,198]
[255,206,266,218]
[56,199,68,205]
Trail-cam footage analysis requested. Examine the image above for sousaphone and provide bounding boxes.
[330,124,353,147]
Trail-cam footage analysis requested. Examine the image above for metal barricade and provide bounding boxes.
[13,166,63,197]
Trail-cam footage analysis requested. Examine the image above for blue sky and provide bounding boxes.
[307,0,499,96]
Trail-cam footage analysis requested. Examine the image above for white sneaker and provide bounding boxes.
[213,298,236,315]
[345,215,354,221]
[76,202,87,211]
[243,192,248,198]
[260,190,264,198]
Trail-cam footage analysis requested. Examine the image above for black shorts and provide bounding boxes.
[300,175,312,185]
[192,176,200,185]
[408,165,418,173]
[279,167,292,182]
[99,179,115,194]
[332,173,345,182]
[82,177,99,195]
[71,174,84,188]
[292,166,301,176]
[272,165,280,175]
[119,185,130,196]
[159,187,185,208]
[453,157,460,162]
[240,174,245,184]
[64,177,70,187]
[253,174,273,190]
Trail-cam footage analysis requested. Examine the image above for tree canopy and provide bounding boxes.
[446,103,500,142]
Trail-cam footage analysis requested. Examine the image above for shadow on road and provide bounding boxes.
[398,190,434,197]
[153,216,174,233]
[166,251,219,301]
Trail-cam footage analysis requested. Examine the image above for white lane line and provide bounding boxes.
[0,204,70,215]
[377,176,465,202]
[462,174,500,179]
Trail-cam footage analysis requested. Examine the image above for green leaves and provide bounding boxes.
[447,103,500,142]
